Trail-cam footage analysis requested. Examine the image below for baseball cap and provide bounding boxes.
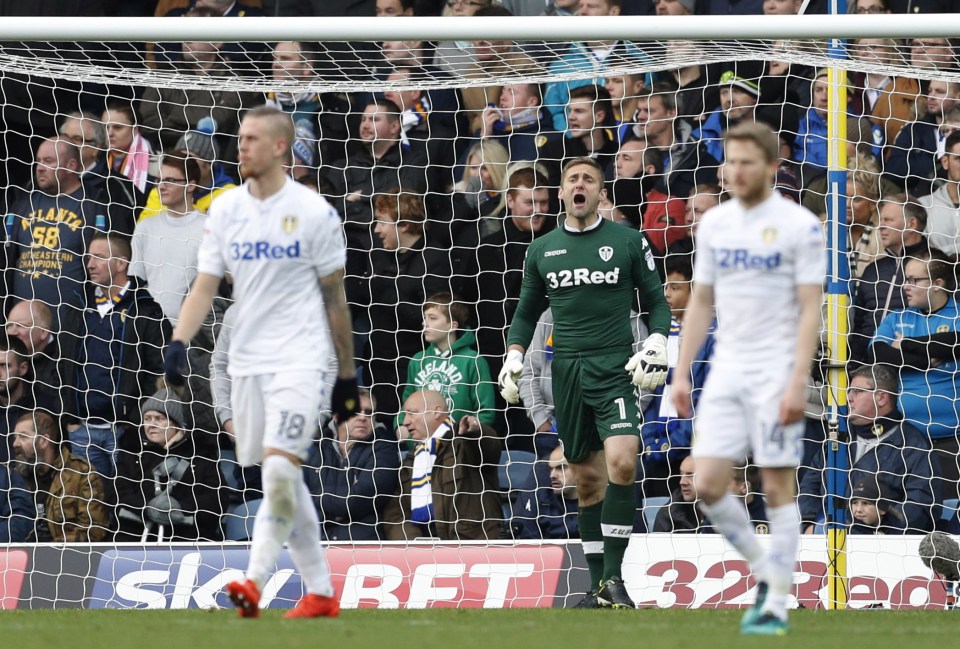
[720,70,761,98]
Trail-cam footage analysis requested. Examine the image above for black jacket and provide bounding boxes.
[464,217,549,363]
[57,276,170,428]
[850,236,931,366]
[114,428,224,542]
[885,117,941,198]
[535,128,620,185]
[359,237,456,418]
[82,157,144,235]
[304,417,401,541]
[325,140,430,296]
[653,494,714,533]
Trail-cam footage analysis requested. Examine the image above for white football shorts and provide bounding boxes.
[692,365,804,468]
[231,369,333,466]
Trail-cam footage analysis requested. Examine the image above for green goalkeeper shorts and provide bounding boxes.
[551,347,641,464]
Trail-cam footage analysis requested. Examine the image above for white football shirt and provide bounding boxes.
[196,178,346,377]
[693,191,825,368]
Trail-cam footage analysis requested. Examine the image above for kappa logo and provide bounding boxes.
[544,249,567,257]
[599,246,613,262]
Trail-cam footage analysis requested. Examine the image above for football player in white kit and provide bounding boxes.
[164,106,360,619]
[671,123,824,636]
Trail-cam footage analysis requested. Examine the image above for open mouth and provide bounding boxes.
[572,193,586,207]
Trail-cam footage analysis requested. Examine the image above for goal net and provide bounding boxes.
[1,14,958,611]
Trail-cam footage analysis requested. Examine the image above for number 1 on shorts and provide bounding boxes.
[614,397,626,420]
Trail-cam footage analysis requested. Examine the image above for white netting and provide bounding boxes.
[3,38,960,93]
[2,17,960,610]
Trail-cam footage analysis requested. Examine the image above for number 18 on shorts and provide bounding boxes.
[231,370,327,466]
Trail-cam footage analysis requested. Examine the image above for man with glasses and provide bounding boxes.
[871,250,960,501]
[304,388,401,541]
[799,364,939,534]
[920,131,960,256]
[130,155,207,325]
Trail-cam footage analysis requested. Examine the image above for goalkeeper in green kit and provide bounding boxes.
[501,157,672,609]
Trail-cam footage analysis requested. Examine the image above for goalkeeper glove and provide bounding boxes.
[163,340,188,387]
[625,333,668,390]
[498,350,524,404]
[331,376,361,422]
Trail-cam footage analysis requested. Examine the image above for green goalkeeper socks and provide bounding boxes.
[601,482,636,582]
[578,502,604,589]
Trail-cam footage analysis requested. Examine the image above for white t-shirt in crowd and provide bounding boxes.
[131,209,206,324]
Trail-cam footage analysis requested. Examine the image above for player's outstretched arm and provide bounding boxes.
[320,269,361,421]
[672,282,715,418]
[780,283,822,425]
[165,273,221,386]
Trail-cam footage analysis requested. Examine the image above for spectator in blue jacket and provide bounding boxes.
[0,462,35,543]
[793,70,829,171]
[870,251,960,500]
[512,445,579,539]
[542,0,651,131]
[800,365,940,534]
[304,389,401,541]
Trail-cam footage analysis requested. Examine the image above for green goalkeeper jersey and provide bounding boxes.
[507,218,671,356]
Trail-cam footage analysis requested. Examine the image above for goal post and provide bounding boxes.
[2,13,959,611]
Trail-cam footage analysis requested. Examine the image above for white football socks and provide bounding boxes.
[246,455,299,589]
[761,503,801,621]
[287,477,334,597]
[701,493,767,570]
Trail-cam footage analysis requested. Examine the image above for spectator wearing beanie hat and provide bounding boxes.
[693,70,761,162]
[138,125,238,221]
[849,477,905,535]
[113,388,224,542]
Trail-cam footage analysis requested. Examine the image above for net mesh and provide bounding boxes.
[1,30,959,610]
[3,39,960,93]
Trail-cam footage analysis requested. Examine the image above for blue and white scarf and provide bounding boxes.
[410,419,454,525]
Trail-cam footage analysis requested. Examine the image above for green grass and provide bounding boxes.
[3,608,956,649]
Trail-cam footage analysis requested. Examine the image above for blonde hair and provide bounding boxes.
[456,139,510,193]
[847,151,881,199]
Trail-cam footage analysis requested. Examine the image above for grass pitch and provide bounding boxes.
[4,608,953,649]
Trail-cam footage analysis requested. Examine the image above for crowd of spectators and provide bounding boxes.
[0,0,959,542]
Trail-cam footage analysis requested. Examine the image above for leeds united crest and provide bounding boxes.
[599,245,614,262]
